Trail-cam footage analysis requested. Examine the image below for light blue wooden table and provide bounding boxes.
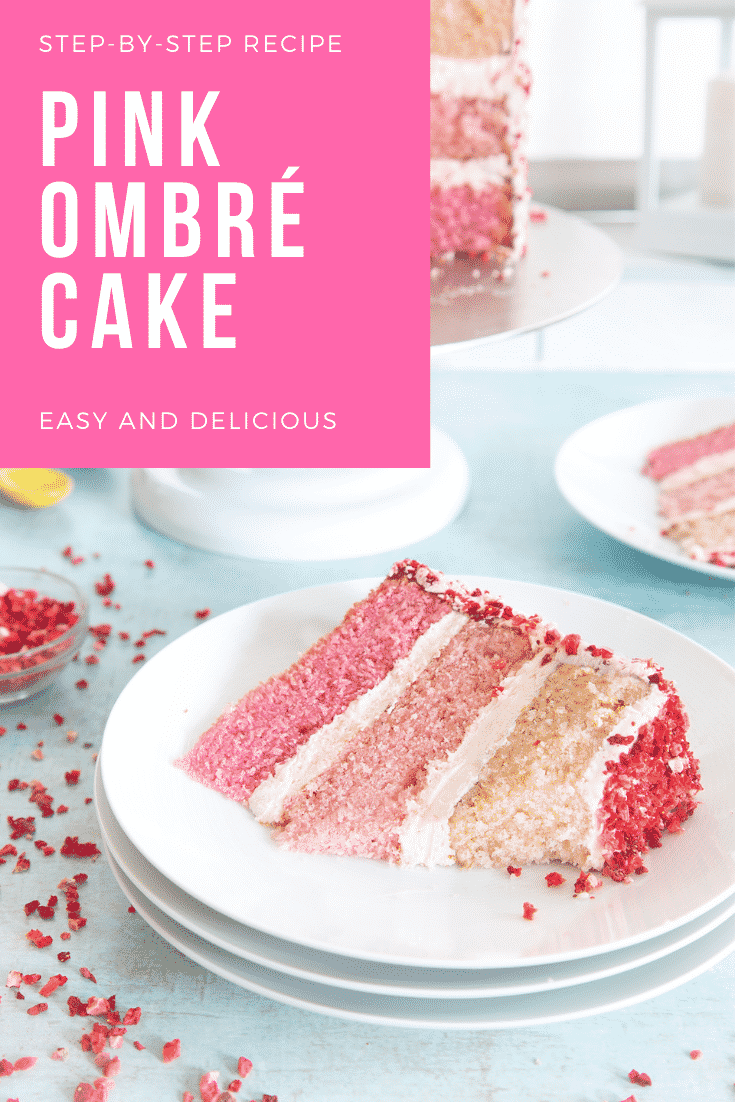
[1,371,733,1102]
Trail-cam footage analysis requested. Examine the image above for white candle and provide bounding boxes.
[700,72,735,206]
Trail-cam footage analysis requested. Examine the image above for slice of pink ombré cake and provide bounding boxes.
[177,561,701,882]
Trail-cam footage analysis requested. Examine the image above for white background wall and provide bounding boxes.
[527,0,726,159]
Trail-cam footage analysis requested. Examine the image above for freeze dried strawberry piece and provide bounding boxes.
[628,1070,652,1086]
[545,872,566,887]
[67,994,89,1016]
[27,1001,49,1014]
[61,931,72,940]
[58,952,71,963]
[507,866,521,877]
[94,575,115,597]
[8,814,35,839]
[80,967,97,983]
[76,679,89,689]
[690,1050,702,1059]
[56,804,70,814]
[561,633,581,656]
[132,654,145,664]
[61,836,101,858]
[85,655,99,665]
[13,1056,38,1070]
[522,902,537,920]
[0,1058,14,1075]
[183,1093,194,1102]
[0,845,18,860]
[51,1047,69,1060]
[123,1006,141,1025]
[228,1081,242,1093]
[7,779,21,791]
[23,974,41,984]
[69,917,88,931]
[40,973,68,996]
[195,608,210,619]
[237,1058,253,1078]
[26,929,53,948]
[133,1040,145,1051]
[86,996,111,1016]
[24,899,40,915]
[199,1071,220,1101]
[65,770,81,785]
[262,1095,279,1102]
[74,1084,96,1102]
[5,971,23,988]
[163,1038,181,1063]
[38,905,55,919]
[53,713,65,726]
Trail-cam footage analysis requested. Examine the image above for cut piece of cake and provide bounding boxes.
[430,0,531,272]
[644,422,735,568]
[178,561,701,882]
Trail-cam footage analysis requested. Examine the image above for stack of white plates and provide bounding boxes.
[98,578,735,1028]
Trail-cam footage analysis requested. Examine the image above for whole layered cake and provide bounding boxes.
[644,422,735,568]
[178,561,701,882]
[430,0,531,272]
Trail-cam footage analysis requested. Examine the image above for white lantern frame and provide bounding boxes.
[638,0,735,261]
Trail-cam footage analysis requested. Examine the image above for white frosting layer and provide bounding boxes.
[430,54,515,99]
[659,448,735,492]
[248,610,468,824]
[430,155,510,189]
[672,494,735,524]
[398,648,561,867]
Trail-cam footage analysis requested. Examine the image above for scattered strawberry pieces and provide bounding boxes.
[5,971,23,988]
[76,679,89,689]
[53,713,65,725]
[132,654,145,664]
[27,1001,49,1014]
[58,951,71,962]
[26,928,53,948]
[133,1040,146,1050]
[8,814,35,839]
[545,872,566,887]
[690,1050,702,1059]
[629,1069,652,1085]
[228,1081,242,1093]
[144,559,155,568]
[199,1071,220,1101]
[51,1047,70,1060]
[0,1058,13,1076]
[61,836,101,859]
[85,655,99,666]
[195,608,211,619]
[80,967,97,983]
[237,1057,253,1078]
[163,1039,181,1063]
[94,574,115,597]
[522,902,537,920]
[123,1006,141,1024]
[183,1093,194,1102]
[507,865,521,877]
[86,996,111,1016]
[40,974,68,996]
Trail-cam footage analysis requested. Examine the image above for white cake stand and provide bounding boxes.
[431,206,623,353]
[131,428,470,561]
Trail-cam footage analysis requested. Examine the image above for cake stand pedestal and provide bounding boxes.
[430,206,623,354]
[130,428,469,562]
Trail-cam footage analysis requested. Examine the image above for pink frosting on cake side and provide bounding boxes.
[643,422,735,481]
[274,620,534,861]
[177,576,452,801]
[431,94,509,159]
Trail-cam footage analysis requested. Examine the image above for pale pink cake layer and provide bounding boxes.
[643,422,735,481]
[431,94,508,159]
[658,467,735,519]
[430,183,513,257]
[177,577,450,802]
[275,620,533,862]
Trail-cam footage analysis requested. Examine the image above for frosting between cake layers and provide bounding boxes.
[659,447,735,492]
[430,155,511,189]
[430,54,517,99]
[248,610,468,824]
[398,647,560,866]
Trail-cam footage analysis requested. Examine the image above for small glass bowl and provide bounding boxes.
[0,567,89,703]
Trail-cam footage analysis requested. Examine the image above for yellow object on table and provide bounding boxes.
[0,468,73,508]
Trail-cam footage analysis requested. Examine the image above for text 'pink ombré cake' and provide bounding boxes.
[178,561,700,882]
[430,0,531,273]
[644,421,735,568]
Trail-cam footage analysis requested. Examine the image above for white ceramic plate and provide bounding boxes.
[95,762,735,999]
[100,577,735,968]
[555,396,735,581]
[104,842,735,1029]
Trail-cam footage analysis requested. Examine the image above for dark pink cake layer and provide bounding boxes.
[430,182,513,257]
[430,94,508,159]
[178,577,451,801]
[275,620,533,862]
[643,422,735,481]
[658,467,735,519]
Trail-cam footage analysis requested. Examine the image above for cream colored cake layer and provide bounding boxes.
[248,610,468,824]
[447,658,663,871]
[430,0,515,58]
[430,53,516,98]
[664,510,735,561]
